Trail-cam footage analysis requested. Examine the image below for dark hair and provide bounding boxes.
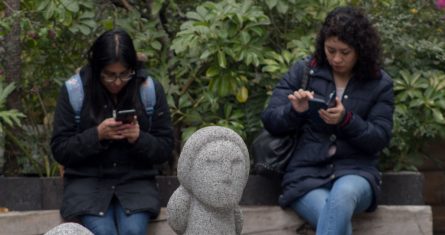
[314,6,382,80]
[83,29,144,123]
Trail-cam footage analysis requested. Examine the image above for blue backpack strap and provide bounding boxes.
[139,75,156,117]
[65,74,84,126]
[139,76,156,131]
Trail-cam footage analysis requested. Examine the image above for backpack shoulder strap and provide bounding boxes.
[139,76,156,116]
[65,74,84,125]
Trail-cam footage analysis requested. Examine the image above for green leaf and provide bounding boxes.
[224,104,233,119]
[236,86,248,103]
[37,0,50,11]
[178,96,192,109]
[432,108,445,123]
[77,24,90,35]
[217,50,227,68]
[151,0,164,15]
[250,26,264,36]
[200,49,212,60]
[182,126,198,142]
[62,0,79,12]
[101,19,114,30]
[151,41,162,50]
[276,1,289,14]
[186,12,205,21]
[240,31,251,44]
[262,65,280,73]
[44,1,56,20]
[183,111,203,124]
[206,66,220,78]
[80,11,95,19]
[209,76,230,97]
[265,0,278,9]
[409,99,423,108]
[436,100,445,109]
[81,19,96,28]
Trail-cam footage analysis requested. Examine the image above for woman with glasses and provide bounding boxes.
[261,7,393,235]
[51,29,173,235]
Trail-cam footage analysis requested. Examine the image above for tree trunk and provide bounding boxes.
[2,0,22,176]
[4,0,21,88]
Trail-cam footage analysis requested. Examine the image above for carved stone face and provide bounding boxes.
[190,140,247,208]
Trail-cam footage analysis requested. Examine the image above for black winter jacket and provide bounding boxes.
[51,70,173,219]
[261,58,394,211]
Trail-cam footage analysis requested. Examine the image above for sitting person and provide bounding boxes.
[261,6,393,235]
[51,29,174,235]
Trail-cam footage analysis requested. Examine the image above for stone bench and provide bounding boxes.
[0,205,432,235]
[0,172,433,234]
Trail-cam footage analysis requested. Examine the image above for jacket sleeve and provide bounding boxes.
[338,74,394,155]
[129,80,174,164]
[261,60,308,135]
[50,85,107,166]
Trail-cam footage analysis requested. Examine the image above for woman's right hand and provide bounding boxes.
[97,118,126,141]
[288,89,314,113]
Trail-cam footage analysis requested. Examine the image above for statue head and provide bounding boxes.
[177,126,249,208]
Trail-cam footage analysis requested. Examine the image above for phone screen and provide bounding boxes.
[115,109,136,123]
[326,91,336,108]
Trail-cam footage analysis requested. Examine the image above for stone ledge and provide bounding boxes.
[0,205,432,235]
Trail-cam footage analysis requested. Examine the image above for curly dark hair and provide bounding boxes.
[314,6,382,80]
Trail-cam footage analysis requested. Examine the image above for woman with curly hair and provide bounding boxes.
[261,6,393,235]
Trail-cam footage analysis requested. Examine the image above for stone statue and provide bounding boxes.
[167,126,250,235]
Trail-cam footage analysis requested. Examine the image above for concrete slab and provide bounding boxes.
[0,205,432,235]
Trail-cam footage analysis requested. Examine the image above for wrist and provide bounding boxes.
[339,111,352,128]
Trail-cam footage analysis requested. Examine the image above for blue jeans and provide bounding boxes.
[290,175,373,235]
[80,198,150,235]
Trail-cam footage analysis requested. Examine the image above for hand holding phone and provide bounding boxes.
[308,91,336,124]
[115,109,136,124]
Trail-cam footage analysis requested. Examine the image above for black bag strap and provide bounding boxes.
[300,58,310,90]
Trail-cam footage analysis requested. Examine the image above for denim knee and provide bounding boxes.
[84,223,117,235]
[118,223,148,235]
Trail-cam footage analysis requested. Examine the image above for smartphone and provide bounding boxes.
[326,90,336,108]
[115,109,136,124]
[309,97,328,110]
[309,91,336,111]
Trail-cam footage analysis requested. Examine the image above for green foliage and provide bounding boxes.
[172,0,270,93]
[0,80,25,131]
[170,0,272,140]
[2,0,445,175]
[381,69,445,171]
[369,0,445,171]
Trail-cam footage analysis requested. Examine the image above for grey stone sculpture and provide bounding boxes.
[167,126,250,235]
[44,222,93,235]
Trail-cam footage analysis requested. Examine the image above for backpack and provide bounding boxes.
[64,74,156,126]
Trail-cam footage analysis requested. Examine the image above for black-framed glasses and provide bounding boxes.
[101,70,135,83]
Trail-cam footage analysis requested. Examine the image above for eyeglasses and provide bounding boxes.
[101,70,135,83]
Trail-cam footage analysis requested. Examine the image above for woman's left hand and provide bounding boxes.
[319,97,346,125]
[118,116,140,144]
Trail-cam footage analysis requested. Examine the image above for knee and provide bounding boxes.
[333,176,371,203]
[119,222,148,235]
[335,183,358,198]
[85,224,117,235]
